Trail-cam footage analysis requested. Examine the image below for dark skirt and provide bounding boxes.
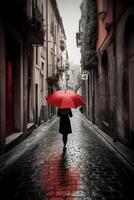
[59,115,72,134]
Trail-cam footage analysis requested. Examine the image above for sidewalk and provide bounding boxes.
[80,112,134,172]
[0,116,57,181]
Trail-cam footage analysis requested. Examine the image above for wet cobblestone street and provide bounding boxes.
[0,110,134,200]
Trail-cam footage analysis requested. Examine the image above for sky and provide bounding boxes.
[56,0,82,65]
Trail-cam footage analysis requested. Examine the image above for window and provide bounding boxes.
[34,0,38,8]
[42,61,44,71]
[50,13,54,36]
[103,0,107,13]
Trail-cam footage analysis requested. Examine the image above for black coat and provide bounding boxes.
[57,108,73,134]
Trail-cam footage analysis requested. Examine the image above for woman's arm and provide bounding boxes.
[69,109,73,117]
[57,109,60,117]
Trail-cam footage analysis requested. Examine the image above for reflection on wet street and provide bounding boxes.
[0,110,134,200]
[43,152,80,199]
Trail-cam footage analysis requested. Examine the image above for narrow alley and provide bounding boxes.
[0,110,134,200]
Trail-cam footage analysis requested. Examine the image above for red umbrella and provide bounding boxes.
[46,90,85,108]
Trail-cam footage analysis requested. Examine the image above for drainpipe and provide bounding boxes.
[46,0,49,119]
[113,0,117,142]
[92,68,95,123]
[46,0,48,78]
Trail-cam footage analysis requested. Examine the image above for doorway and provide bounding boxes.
[6,61,15,136]
[5,31,21,137]
[123,16,134,147]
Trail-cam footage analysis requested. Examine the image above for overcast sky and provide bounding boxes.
[56,0,82,65]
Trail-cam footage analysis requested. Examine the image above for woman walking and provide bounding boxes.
[57,108,73,150]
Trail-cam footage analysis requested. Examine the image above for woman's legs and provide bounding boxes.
[62,134,68,147]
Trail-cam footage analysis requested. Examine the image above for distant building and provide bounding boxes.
[68,64,81,92]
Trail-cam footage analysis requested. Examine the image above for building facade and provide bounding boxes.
[79,0,134,150]
[46,0,66,118]
[97,0,134,149]
[0,0,67,155]
[0,0,44,154]
[78,0,98,121]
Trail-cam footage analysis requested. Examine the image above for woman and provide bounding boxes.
[57,108,73,149]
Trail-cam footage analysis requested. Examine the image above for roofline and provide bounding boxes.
[51,0,66,39]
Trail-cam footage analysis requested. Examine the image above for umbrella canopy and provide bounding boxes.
[46,90,85,108]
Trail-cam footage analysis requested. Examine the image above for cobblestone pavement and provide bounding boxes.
[0,110,134,200]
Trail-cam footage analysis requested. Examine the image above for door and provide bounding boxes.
[6,61,15,136]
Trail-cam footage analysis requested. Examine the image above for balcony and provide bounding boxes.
[0,0,44,45]
[47,65,59,84]
[60,39,66,51]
